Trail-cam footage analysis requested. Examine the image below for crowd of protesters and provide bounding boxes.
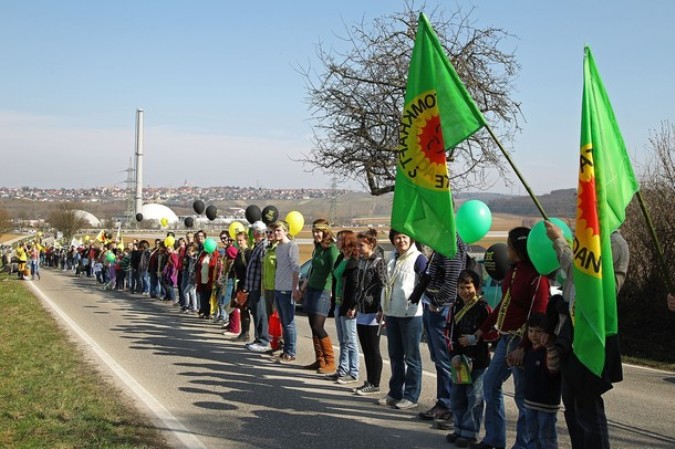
[1,217,643,449]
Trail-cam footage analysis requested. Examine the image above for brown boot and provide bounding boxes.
[303,336,325,370]
[317,336,335,374]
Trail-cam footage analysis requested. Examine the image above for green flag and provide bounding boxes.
[391,13,486,257]
[573,46,639,376]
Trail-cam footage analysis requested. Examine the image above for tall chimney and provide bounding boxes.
[134,109,144,215]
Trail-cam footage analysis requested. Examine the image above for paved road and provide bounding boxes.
[25,269,675,449]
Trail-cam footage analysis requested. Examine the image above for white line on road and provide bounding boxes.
[27,281,207,449]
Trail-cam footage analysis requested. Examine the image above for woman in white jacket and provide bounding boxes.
[377,230,428,410]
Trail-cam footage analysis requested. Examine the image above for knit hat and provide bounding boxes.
[226,246,238,260]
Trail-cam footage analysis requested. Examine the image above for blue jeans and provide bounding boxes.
[525,408,558,449]
[249,290,270,346]
[217,279,234,320]
[183,282,198,311]
[142,271,150,294]
[451,367,486,439]
[335,314,359,377]
[483,335,531,449]
[274,290,296,357]
[386,315,423,402]
[422,299,453,409]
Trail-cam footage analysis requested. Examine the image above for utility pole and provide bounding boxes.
[328,175,338,226]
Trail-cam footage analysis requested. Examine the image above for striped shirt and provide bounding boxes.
[274,240,300,291]
[423,236,469,307]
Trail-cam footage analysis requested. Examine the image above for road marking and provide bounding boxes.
[27,281,207,449]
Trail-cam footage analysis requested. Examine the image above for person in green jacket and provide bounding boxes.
[300,219,339,374]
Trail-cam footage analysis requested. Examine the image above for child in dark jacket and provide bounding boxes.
[523,313,561,449]
[446,269,491,448]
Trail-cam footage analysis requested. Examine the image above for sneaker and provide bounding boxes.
[324,373,340,381]
[336,375,358,385]
[354,383,380,396]
[418,404,451,421]
[246,343,271,353]
[455,437,478,448]
[395,399,418,410]
[222,330,240,336]
[278,353,296,363]
[377,395,398,406]
[213,316,223,323]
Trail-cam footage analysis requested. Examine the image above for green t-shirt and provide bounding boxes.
[262,242,277,291]
[307,243,339,291]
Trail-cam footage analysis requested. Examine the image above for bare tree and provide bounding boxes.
[618,121,675,361]
[48,203,89,242]
[299,2,521,195]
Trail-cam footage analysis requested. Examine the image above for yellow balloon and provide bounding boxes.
[160,217,169,227]
[228,221,245,240]
[117,242,124,251]
[164,236,176,248]
[285,211,305,236]
[83,235,90,242]
[37,231,43,237]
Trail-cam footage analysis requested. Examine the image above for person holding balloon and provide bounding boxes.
[543,220,630,449]
[300,218,339,374]
[472,227,550,449]
[162,239,180,303]
[196,235,220,319]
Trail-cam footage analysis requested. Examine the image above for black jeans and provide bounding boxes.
[561,370,610,449]
[357,324,382,386]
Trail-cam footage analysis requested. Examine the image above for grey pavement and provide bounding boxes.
[22,268,675,449]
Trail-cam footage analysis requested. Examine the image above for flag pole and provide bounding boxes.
[483,124,550,220]
[635,191,674,292]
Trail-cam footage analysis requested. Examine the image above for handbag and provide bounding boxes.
[235,290,249,307]
[268,310,282,350]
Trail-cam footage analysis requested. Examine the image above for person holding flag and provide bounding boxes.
[389,12,485,424]
[543,46,637,449]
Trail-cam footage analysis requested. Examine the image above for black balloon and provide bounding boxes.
[193,200,206,215]
[261,205,279,225]
[135,213,143,222]
[205,205,218,221]
[245,205,262,224]
[483,243,510,281]
[184,217,194,228]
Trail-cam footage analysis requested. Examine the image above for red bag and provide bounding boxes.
[268,311,282,351]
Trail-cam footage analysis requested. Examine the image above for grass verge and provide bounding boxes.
[0,272,170,449]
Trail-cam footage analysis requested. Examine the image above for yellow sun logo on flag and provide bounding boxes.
[398,90,450,190]
[575,144,602,278]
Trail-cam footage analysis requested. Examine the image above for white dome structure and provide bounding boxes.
[140,203,179,224]
[74,210,102,227]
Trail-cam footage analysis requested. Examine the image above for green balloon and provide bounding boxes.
[105,251,115,263]
[526,218,573,275]
[456,200,492,244]
[203,237,217,254]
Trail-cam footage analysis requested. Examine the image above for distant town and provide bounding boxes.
[0,185,349,203]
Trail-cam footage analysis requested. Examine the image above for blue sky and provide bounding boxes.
[1,1,673,194]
